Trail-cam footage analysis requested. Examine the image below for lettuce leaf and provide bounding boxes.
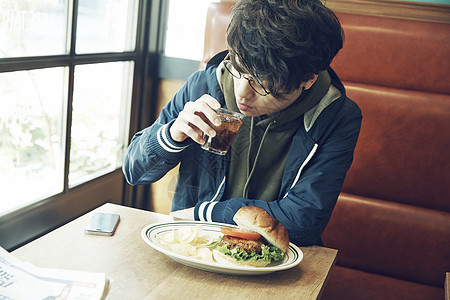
[207,236,284,264]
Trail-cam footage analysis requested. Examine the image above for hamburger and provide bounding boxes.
[209,206,289,267]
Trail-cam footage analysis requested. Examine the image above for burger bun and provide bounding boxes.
[233,206,289,253]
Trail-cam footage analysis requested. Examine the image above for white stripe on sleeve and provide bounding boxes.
[205,201,218,222]
[198,202,208,222]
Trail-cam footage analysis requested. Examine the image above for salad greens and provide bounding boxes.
[208,237,284,264]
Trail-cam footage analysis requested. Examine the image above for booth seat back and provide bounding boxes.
[332,13,450,211]
[201,1,450,288]
[323,12,450,288]
[201,2,233,68]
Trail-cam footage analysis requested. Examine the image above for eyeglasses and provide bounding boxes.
[223,53,271,96]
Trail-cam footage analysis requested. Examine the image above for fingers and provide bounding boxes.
[198,94,221,111]
[169,95,222,144]
[195,95,222,126]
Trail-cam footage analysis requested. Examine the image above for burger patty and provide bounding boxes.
[220,235,263,254]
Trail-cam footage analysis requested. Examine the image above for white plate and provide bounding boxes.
[141,221,303,276]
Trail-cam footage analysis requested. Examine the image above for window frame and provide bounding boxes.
[0,0,154,251]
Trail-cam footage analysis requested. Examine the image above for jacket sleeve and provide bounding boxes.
[194,100,362,246]
[122,120,192,185]
[122,71,206,185]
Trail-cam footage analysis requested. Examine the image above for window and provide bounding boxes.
[0,0,70,57]
[69,61,133,187]
[0,0,146,249]
[164,0,219,61]
[157,0,220,81]
[0,67,67,213]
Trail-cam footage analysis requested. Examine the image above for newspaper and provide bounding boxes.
[0,246,110,300]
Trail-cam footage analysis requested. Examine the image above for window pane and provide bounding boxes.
[69,61,133,186]
[165,0,219,61]
[76,0,139,54]
[0,0,70,58]
[0,68,67,216]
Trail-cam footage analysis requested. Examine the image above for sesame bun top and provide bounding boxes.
[233,206,289,253]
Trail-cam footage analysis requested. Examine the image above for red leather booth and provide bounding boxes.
[320,12,450,300]
[201,2,450,299]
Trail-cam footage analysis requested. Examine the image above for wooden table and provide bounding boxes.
[13,203,337,299]
[446,272,449,300]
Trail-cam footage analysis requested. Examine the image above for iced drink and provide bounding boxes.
[201,108,244,155]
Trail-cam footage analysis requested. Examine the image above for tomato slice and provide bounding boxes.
[220,227,261,240]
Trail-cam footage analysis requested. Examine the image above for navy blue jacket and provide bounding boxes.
[123,54,362,246]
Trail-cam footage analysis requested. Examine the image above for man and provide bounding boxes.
[123,0,362,246]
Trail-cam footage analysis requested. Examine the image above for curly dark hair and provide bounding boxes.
[226,0,344,98]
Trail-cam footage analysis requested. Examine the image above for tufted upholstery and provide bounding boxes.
[331,13,450,95]
[201,2,450,299]
[321,12,450,299]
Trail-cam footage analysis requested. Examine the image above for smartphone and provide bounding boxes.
[84,212,120,236]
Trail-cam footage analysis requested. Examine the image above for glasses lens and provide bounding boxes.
[224,54,270,96]
[224,62,241,79]
[248,80,270,96]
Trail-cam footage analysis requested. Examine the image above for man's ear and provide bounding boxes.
[302,74,319,90]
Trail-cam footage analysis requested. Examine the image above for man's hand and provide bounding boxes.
[169,95,222,144]
[169,207,195,220]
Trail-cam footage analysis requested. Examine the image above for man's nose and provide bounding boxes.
[236,78,256,99]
